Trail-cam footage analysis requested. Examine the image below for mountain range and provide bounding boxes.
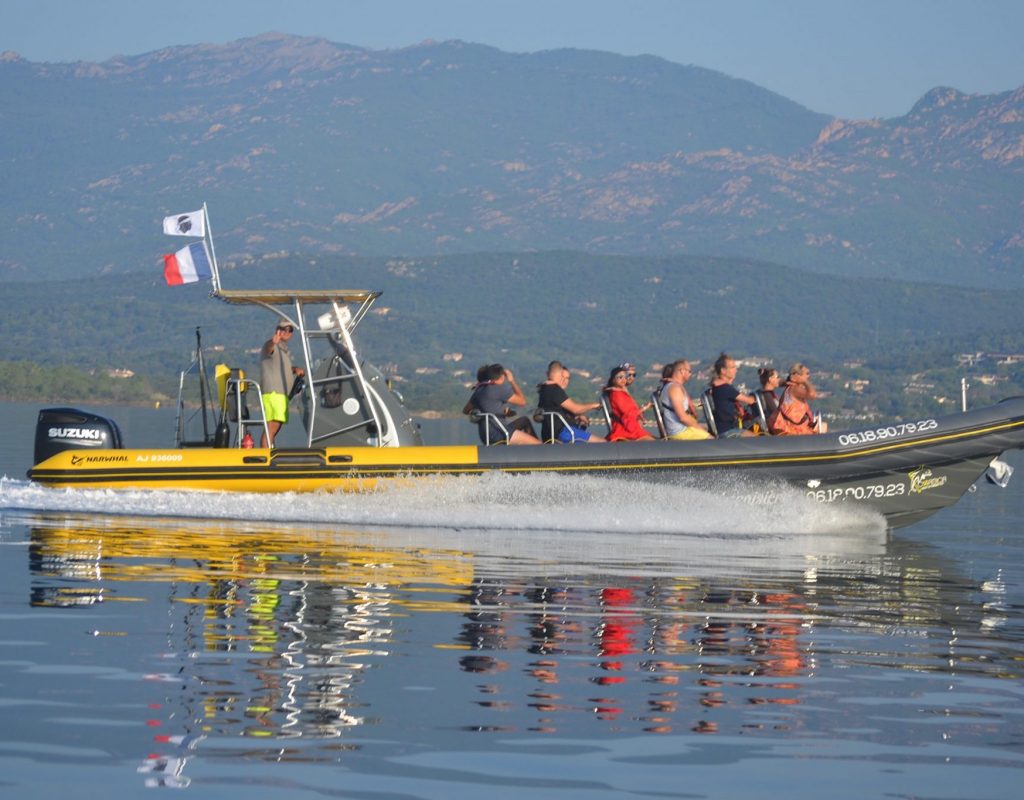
[1,33,1021,287]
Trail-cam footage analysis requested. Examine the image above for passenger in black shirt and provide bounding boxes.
[536,361,606,443]
[709,353,757,438]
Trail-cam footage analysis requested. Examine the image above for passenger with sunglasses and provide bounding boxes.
[259,319,305,447]
[604,366,655,442]
[660,360,712,440]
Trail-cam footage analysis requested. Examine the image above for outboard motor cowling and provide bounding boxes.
[34,408,124,465]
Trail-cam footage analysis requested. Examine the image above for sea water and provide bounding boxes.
[1,402,1022,799]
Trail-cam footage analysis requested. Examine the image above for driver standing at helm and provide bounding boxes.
[260,319,305,447]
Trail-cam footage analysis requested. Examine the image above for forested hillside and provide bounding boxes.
[3,251,1022,419]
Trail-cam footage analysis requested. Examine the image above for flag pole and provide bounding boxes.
[203,202,222,294]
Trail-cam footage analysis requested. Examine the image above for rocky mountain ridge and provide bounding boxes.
[0,34,1020,286]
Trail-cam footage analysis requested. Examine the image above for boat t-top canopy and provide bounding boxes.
[211,286,385,329]
[212,288,382,334]
[213,289,381,306]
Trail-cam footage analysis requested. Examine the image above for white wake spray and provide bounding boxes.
[1,470,883,535]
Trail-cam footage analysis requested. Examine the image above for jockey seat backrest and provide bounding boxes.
[753,390,770,434]
[598,392,616,433]
[467,409,511,445]
[650,389,668,439]
[700,389,719,438]
[532,408,577,444]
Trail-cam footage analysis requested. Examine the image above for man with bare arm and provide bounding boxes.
[537,360,606,443]
[659,360,712,440]
[259,319,305,447]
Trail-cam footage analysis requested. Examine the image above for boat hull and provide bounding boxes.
[27,398,1024,529]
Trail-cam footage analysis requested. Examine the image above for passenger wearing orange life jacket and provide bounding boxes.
[769,363,822,435]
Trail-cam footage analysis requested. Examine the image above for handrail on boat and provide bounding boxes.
[532,408,578,444]
[649,390,667,439]
[222,376,271,447]
[700,390,719,438]
[467,410,511,446]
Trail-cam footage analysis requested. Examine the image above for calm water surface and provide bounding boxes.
[1,402,1023,799]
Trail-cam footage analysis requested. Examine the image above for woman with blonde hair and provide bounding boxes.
[768,363,821,435]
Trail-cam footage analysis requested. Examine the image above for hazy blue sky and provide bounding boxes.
[3,0,1022,119]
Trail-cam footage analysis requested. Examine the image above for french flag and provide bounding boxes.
[163,242,213,286]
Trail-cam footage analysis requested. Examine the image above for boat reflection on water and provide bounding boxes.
[22,509,1018,787]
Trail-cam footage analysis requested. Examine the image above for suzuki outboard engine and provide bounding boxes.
[33,407,124,465]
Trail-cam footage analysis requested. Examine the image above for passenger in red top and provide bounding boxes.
[604,366,655,441]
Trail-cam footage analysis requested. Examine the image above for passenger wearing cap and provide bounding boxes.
[259,319,305,447]
[618,362,638,388]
